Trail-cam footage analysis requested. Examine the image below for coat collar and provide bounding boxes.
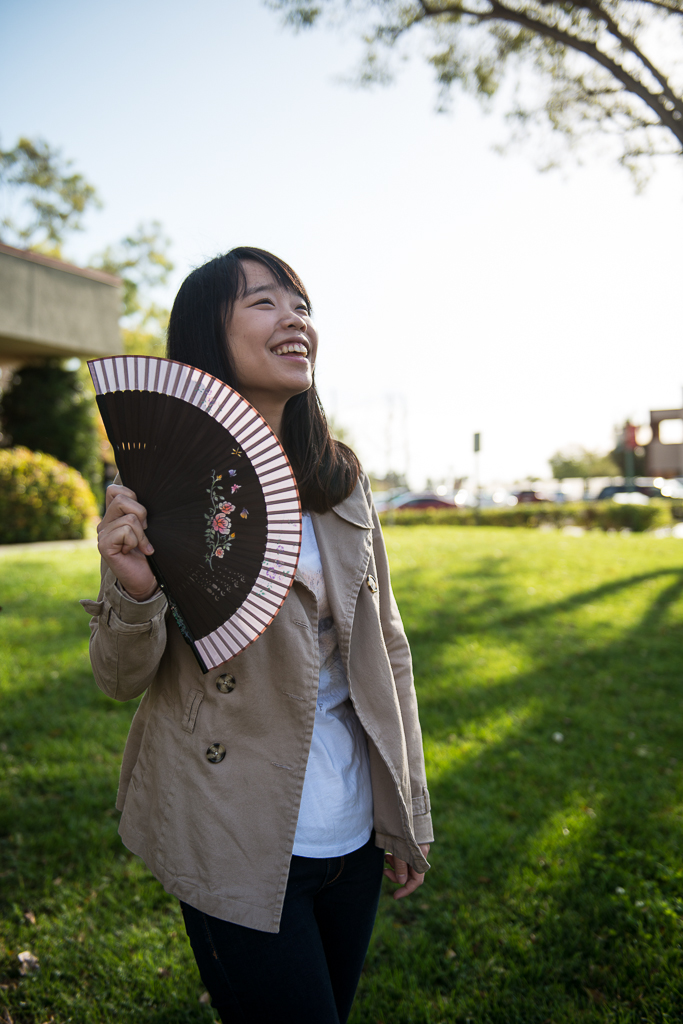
[330,478,373,530]
[298,478,373,665]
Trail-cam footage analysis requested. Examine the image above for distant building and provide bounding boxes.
[0,242,122,390]
[645,405,683,478]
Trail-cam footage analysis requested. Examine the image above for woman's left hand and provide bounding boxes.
[384,844,430,900]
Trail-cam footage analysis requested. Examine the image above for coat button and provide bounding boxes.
[366,575,378,593]
[216,673,236,693]
[206,743,226,763]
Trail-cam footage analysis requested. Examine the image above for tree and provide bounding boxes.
[368,470,409,491]
[549,445,619,496]
[0,137,100,256]
[0,136,174,356]
[0,362,100,491]
[0,136,174,484]
[268,0,683,180]
[90,221,174,357]
[90,221,173,323]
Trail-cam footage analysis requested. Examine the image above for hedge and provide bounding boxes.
[0,447,98,544]
[379,499,679,533]
[0,362,101,493]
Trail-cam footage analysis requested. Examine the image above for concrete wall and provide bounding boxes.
[0,244,122,362]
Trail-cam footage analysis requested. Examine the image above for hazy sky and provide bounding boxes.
[2,0,682,487]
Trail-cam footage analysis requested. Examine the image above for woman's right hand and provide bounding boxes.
[97,484,159,601]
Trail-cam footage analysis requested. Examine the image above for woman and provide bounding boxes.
[83,247,433,1024]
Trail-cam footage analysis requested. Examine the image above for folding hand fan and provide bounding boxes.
[88,355,302,673]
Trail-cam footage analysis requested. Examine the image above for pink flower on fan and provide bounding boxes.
[231,484,241,493]
[219,501,236,514]
[212,512,230,534]
[215,547,224,558]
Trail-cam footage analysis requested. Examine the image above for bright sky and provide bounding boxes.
[2,0,682,488]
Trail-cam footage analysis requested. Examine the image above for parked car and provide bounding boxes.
[657,478,683,499]
[596,485,661,500]
[514,490,546,504]
[392,493,456,511]
[372,490,411,513]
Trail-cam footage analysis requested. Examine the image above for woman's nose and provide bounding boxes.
[283,309,307,331]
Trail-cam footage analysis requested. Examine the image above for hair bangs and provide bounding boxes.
[229,246,311,313]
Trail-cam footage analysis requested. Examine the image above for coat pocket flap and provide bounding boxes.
[182,689,204,734]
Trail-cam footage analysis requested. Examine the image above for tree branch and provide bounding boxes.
[623,0,683,14]
[418,0,683,146]
[586,0,682,111]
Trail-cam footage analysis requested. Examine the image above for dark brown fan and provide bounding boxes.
[88,355,302,673]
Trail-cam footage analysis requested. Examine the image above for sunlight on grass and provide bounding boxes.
[519,788,602,877]
[424,702,539,782]
[3,529,683,1022]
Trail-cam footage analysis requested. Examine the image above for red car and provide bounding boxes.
[393,495,455,511]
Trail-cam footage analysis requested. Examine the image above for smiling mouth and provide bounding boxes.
[272,342,309,357]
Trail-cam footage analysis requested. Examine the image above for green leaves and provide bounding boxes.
[268,0,683,179]
[0,136,101,255]
[549,447,620,482]
[90,220,174,326]
[0,138,173,354]
[0,447,97,544]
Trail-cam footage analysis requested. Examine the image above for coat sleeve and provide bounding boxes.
[361,474,434,846]
[80,556,169,702]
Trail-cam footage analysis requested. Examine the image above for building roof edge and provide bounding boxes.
[0,242,122,287]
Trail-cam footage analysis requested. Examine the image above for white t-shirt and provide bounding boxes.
[292,513,374,858]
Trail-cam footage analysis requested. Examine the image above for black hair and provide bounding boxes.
[167,246,360,513]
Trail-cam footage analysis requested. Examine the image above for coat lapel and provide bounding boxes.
[308,481,373,668]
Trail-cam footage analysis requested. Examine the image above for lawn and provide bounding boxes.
[1,528,683,1023]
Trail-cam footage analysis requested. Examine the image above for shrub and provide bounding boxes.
[0,447,98,544]
[380,499,672,532]
[0,362,100,492]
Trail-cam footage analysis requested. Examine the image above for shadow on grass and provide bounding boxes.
[357,554,683,1022]
[0,552,215,1023]
[4,544,683,1022]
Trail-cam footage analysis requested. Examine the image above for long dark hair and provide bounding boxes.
[167,246,360,513]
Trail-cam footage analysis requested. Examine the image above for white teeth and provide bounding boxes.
[274,343,307,356]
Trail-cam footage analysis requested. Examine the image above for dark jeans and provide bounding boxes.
[180,834,385,1024]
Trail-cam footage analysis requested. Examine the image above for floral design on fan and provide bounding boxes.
[205,469,246,570]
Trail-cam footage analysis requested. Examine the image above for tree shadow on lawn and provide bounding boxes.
[363,562,683,1021]
[4,552,683,1022]
[0,562,213,1023]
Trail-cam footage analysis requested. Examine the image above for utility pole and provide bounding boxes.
[623,422,636,492]
[403,395,410,490]
[385,394,394,485]
[473,433,481,508]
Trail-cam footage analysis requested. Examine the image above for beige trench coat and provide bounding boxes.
[82,473,433,933]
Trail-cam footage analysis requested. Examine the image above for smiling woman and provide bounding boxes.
[83,245,433,1024]
[167,247,356,514]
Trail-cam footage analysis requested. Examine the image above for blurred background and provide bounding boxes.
[1,0,682,530]
[4,5,683,1022]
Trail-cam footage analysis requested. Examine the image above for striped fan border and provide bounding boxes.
[88,355,302,669]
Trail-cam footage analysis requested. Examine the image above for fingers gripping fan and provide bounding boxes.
[89,356,302,673]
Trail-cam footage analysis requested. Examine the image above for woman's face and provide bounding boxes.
[227,260,318,411]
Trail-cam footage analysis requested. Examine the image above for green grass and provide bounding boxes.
[2,529,683,1022]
